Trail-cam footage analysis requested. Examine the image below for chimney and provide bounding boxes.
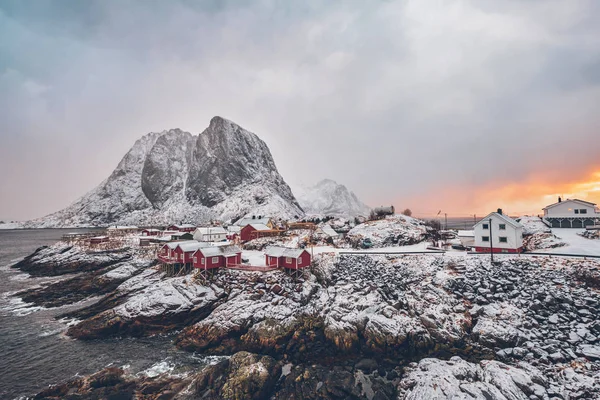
[558,196,562,203]
[497,208,503,215]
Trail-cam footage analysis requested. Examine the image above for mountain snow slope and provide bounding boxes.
[293,179,370,217]
[26,117,303,228]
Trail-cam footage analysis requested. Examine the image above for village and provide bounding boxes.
[58,197,600,286]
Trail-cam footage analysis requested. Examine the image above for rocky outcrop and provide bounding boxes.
[398,357,548,399]
[26,116,303,228]
[177,255,471,362]
[34,366,187,399]
[12,244,132,276]
[345,216,429,248]
[17,259,150,308]
[445,257,600,398]
[67,271,226,339]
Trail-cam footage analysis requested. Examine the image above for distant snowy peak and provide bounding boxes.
[27,117,303,228]
[294,179,370,217]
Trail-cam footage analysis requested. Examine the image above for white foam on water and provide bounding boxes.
[138,361,175,378]
[0,297,45,316]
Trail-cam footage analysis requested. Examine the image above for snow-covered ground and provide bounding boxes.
[539,228,600,255]
[241,250,266,266]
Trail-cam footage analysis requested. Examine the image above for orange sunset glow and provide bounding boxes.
[403,169,600,218]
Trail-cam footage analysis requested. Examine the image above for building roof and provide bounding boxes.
[246,223,271,231]
[543,198,597,210]
[163,240,196,250]
[227,225,241,233]
[194,245,241,258]
[91,236,108,240]
[170,224,196,229]
[195,226,227,235]
[235,217,271,226]
[221,245,242,256]
[265,246,306,258]
[142,228,161,232]
[177,241,209,253]
[475,212,523,229]
[457,230,475,237]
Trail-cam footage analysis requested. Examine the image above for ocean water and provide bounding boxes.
[0,229,212,399]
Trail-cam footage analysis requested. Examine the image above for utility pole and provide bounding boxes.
[473,214,477,228]
[445,213,448,230]
[489,218,494,264]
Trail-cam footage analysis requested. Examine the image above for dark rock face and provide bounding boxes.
[141,129,194,208]
[186,116,297,209]
[33,366,186,399]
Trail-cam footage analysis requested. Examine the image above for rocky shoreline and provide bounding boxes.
[11,243,600,399]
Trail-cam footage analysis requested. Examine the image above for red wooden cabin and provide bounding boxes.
[240,223,282,242]
[141,228,160,236]
[192,245,242,270]
[157,241,202,264]
[264,246,311,269]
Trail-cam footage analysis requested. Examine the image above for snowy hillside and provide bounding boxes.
[293,179,370,217]
[26,117,303,228]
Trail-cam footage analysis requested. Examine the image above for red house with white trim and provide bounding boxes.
[192,245,242,270]
[157,241,204,265]
[141,228,160,236]
[167,224,196,233]
[264,246,311,269]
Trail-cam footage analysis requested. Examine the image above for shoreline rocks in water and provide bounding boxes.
[12,243,133,276]
[13,242,600,399]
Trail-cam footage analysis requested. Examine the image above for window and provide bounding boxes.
[499,237,508,243]
[286,257,292,263]
[499,224,506,230]
[212,257,219,263]
[482,236,489,242]
[201,258,205,265]
[482,223,489,230]
[580,209,588,214]
[575,209,580,214]
[193,257,197,263]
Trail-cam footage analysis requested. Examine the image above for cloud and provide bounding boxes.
[0,0,599,220]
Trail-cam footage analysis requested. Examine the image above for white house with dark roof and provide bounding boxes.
[193,226,228,242]
[542,198,600,228]
[473,209,523,253]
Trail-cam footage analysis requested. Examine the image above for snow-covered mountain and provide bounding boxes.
[26,117,303,228]
[293,179,370,217]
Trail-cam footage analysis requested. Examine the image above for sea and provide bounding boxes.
[0,229,218,399]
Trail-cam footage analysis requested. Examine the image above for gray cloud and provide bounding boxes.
[1,0,599,220]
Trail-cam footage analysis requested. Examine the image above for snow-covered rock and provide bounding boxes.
[398,357,548,400]
[345,215,428,248]
[519,216,567,251]
[25,116,303,228]
[293,179,370,217]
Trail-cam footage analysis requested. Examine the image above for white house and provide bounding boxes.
[473,210,523,253]
[193,226,228,242]
[542,198,600,228]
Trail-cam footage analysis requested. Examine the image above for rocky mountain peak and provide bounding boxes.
[27,117,303,227]
[293,179,370,217]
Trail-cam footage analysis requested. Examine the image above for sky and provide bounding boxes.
[1,0,600,221]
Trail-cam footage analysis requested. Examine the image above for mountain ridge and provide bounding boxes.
[293,179,370,217]
[25,117,304,228]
